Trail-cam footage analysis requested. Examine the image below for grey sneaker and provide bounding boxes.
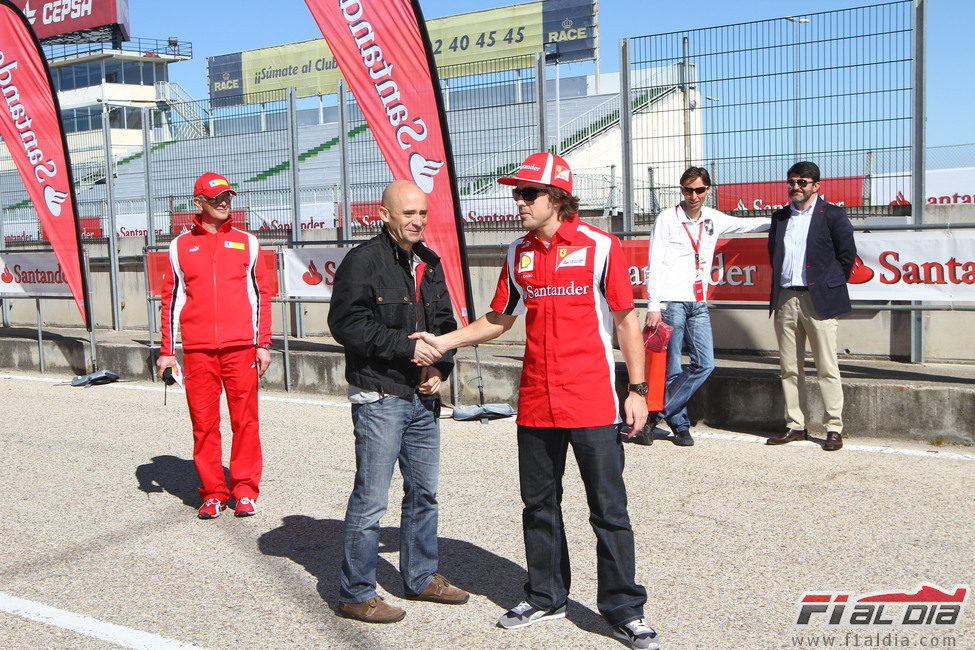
[613,617,659,649]
[497,600,566,629]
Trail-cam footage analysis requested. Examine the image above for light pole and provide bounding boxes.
[785,16,811,158]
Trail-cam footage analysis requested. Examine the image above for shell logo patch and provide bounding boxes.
[517,251,534,273]
[555,246,588,270]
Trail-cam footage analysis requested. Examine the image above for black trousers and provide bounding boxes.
[517,424,647,626]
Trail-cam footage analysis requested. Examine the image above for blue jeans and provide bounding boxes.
[340,394,440,603]
[517,424,647,626]
[661,302,715,432]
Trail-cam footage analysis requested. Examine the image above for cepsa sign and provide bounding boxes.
[11,0,129,41]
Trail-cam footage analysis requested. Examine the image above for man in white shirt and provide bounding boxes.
[643,167,770,446]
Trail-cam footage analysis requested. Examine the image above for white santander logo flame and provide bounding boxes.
[409,153,444,193]
[44,186,68,216]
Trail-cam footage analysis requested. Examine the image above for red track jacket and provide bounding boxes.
[159,215,273,355]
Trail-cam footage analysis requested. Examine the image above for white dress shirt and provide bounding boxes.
[779,197,818,288]
[646,204,771,311]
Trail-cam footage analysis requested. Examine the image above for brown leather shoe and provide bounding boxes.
[823,431,843,451]
[766,429,808,445]
[405,573,469,605]
[337,596,406,623]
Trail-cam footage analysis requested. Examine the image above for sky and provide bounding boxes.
[128,0,972,148]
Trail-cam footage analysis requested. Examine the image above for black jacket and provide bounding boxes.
[327,228,456,399]
[768,198,857,319]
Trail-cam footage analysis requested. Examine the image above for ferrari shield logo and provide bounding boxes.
[555,246,588,270]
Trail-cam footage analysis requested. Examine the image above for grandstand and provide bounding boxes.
[2,61,692,240]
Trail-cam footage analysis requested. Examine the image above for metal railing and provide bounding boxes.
[43,37,192,61]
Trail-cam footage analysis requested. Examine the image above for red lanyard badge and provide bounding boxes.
[680,213,706,302]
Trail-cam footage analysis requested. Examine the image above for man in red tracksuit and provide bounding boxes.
[157,172,273,519]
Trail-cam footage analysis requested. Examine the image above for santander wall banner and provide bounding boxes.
[717,176,865,212]
[305,0,473,324]
[281,247,349,298]
[623,231,975,303]
[0,251,73,296]
[0,0,90,325]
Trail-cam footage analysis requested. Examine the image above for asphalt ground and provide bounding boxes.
[0,371,972,650]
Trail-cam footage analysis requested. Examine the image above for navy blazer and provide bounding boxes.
[767,197,856,319]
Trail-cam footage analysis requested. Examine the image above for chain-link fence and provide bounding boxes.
[627,0,914,219]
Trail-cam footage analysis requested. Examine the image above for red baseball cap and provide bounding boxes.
[498,152,573,193]
[193,172,237,198]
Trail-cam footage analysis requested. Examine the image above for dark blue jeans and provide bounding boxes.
[517,424,647,626]
[340,394,440,603]
[661,301,716,432]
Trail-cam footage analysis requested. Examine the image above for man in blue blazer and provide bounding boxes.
[766,161,856,451]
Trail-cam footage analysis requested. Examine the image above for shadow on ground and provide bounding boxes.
[135,454,204,508]
[257,515,611,639]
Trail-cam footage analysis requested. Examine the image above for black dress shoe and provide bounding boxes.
[766,429,808,445]
[823,431,843,451]
[672,429,694,446]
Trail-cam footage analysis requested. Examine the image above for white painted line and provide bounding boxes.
[0,590,203,649]
[692,431,975,462]
[2,372,971,461]
[0,373,351,408]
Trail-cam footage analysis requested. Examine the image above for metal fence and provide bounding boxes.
[0,1,943,337]
[626,0,915,219]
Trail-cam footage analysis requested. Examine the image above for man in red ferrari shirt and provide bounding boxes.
[410,154,657,649]
[157,172,273,520]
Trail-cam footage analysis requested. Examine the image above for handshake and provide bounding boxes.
[409,331,449,366]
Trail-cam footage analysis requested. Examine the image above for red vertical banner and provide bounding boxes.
[304,0,473,325]
[0,0,90,327]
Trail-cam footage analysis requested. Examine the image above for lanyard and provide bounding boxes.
[680,209,706,301]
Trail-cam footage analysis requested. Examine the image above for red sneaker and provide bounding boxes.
[234,497,256,517]
[198,498,227,519]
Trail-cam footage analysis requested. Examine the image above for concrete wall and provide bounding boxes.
[3,205,972,361]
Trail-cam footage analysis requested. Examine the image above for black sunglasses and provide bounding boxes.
[512,187,550,202]
[680,186,710,196]
[786,179,815,188]
[201,194,233,206]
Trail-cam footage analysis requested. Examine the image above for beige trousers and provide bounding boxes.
[773,288,844,433]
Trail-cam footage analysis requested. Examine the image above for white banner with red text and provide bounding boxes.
[623,231,975,303]
[0,251,73,296]
[281,247,349,299]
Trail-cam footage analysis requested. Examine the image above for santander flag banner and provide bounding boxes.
[0,0,90,326]
[304,0,473,325]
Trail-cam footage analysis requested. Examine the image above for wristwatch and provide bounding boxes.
[259,343,272,350]
[628,382,649,396]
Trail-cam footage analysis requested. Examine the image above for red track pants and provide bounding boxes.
[183,346,262,502]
